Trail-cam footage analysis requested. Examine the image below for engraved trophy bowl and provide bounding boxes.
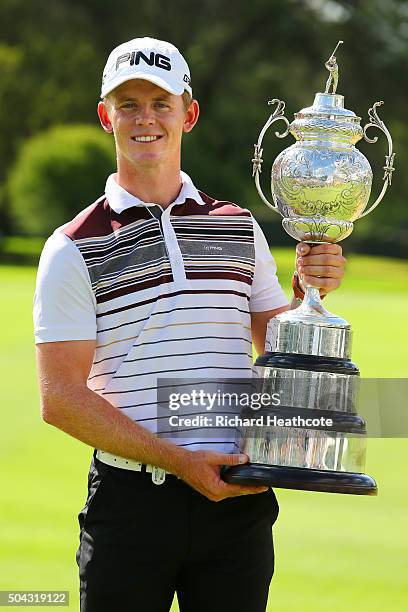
[274,91,372,244]
[222,42,395,494]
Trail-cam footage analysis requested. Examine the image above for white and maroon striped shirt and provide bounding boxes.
[34,172,288,453]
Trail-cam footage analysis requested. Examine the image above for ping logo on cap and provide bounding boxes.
[115,51,171,72]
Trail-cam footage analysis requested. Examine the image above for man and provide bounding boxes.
[34,38,346,612]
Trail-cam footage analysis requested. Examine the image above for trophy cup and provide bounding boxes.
[223,42,395,494]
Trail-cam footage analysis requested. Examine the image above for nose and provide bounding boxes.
[135,104,155,126]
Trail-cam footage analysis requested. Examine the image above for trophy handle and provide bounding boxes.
[252,99,290,214]
[358,101,395,219]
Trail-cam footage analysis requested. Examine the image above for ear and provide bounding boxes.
[97,101,114,134]
[183,99,200,133]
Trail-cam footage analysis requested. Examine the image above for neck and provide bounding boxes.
[116,162,182,208]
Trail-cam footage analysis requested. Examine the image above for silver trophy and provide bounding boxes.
[223,42,395,494]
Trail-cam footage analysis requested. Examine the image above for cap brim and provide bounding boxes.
[101,72,186,98]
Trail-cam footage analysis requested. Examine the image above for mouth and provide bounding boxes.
[131,135,163,143]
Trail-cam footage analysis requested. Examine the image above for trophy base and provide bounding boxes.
[221,464,378,495]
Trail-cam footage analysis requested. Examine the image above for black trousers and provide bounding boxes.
[76,456,279,612]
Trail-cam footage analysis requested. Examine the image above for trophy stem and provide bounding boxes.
[304,285,322,308]
[296,285,331,317]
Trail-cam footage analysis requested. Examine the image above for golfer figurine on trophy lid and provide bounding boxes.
[223,41,395,494]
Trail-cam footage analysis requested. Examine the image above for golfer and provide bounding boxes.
[34,37,346,612]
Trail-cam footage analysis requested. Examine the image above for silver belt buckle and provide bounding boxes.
[151,466,166,485]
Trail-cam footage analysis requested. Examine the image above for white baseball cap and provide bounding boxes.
[101,37,192,98]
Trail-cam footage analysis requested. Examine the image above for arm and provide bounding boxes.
[37,339,190,473]
[37,339,267,501]
[251,305,289,356]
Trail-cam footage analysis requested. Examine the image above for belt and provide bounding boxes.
[95,449,173,485]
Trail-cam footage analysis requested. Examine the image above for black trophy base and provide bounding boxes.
[222,464,378,495]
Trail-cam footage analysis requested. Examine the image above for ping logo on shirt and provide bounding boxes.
[115,51,171,71]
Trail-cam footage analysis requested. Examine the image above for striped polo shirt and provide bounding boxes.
[34,172,288,453]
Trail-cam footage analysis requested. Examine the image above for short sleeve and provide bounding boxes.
[249,218,289,312]
[33,232,97,343]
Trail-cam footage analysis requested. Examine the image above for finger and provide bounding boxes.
[206,452,249,466]
[207,488,269,502]
[239,486,269,495]
[301,275,341,292]
[296,242,311,257]
[298,265,345,279]
[217,482,269,496]
[297,254,346,267]
[308,243,343,256]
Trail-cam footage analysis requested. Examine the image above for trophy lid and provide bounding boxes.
[296,42,358,120]
[290,42,363,143]
[296,92,358,119]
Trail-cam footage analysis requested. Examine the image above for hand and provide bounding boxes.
[295,242,346,296]
[176,451,268,502]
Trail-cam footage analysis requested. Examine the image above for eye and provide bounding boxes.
[154,101,170,109]
[121,102,137,109]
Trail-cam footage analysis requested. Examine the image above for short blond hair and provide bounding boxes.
[181,90,192,111]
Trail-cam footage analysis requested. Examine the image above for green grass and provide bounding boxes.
[0,251,407,611]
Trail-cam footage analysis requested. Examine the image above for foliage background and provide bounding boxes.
[0,0,407,255]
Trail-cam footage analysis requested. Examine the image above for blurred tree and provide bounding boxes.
[0,0,406,254]
[8,125,115,235]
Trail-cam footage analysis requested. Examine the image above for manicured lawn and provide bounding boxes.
[0,251,407,611]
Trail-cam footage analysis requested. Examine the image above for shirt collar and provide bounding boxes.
[105,171,205,214]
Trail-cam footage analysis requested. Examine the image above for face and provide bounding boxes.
[97,79,199,174]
